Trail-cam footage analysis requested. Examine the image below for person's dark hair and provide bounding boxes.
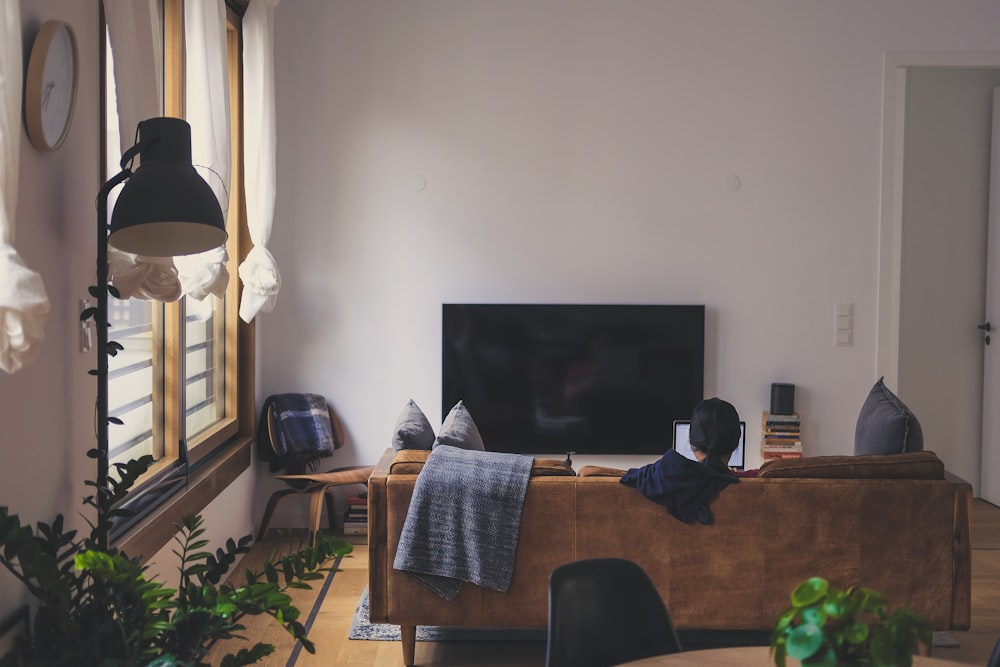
[689,397,741,474]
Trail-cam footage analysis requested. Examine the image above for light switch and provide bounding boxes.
[80,298,93,352]
[835,303,853,346]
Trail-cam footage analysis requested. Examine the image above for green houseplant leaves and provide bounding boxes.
[770,576,931,667]
[0,452,353,666]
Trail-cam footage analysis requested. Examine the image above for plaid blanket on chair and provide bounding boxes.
[256,393,336,472]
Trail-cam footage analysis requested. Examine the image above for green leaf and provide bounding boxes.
[870,630,902,665]
[822,588,846,618]
[298,635,317,654]
[790,577,829,607]
[219,642,275,667]
[785,624,824,660]
[801,647,838,667]
[801,606,826,627]
[845,619,869,644]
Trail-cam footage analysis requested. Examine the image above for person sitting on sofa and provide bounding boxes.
[688,397,742,474]
[620,397,744,524]
[689,398,760,479]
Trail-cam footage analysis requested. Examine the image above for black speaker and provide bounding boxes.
[770,383,795,415]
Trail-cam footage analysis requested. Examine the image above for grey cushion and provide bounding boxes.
[854,377,924,455]
[433,400,485,451]
[391,399,436,451]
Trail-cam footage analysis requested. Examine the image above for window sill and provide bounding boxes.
[115,436,253,563]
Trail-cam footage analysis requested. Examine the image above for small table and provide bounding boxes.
[615,646,967,666]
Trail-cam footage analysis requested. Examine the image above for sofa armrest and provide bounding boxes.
[367,448,396,623]
[945,470,973,630]
[943,469,972,487]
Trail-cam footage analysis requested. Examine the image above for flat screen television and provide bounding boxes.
[442,304,705,455]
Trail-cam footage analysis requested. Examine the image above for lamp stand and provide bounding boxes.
[86,117,227,551]
[92,168,131,551]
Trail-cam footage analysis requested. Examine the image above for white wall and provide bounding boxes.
[142,468,255,590]
[258,0,1000,505]
[0,0,100,622]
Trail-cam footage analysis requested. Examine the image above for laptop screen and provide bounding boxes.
[672,420,746,470]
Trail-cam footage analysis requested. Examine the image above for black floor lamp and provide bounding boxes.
[89,117,227,549]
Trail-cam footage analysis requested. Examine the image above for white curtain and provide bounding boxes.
[103,0,162,155]
[104,0,183,301]
[176,0,230,300]
[239,0,282,323]
[0,0,50,373]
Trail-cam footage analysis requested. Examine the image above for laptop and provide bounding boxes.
[672,420,746,470]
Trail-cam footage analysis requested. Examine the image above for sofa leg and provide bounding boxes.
[401,625,416,666]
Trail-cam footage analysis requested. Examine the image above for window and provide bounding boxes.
[103,0,253,553]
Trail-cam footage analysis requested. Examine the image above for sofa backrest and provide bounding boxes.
[757,450,944,479]
[389,450,947,480]
[387,449,575,477]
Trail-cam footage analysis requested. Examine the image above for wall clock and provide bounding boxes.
[24,20,78,151]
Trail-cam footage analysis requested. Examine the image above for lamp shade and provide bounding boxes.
[108,117,227,257]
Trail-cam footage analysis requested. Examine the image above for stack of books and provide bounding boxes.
[343,491,368,536]
[761,412,803,460]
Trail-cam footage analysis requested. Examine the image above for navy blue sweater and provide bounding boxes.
[620,449,738,525]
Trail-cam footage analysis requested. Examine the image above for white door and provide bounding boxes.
[895,68,1000,492]
[981,88,1000,505]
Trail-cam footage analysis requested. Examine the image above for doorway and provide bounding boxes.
[878,53,1000,497]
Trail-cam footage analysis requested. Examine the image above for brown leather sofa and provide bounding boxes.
[367,448,972,666]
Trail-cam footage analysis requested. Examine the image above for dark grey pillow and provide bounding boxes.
[854,377,924,455]
[433,400,485,451]
[391,399,435,451]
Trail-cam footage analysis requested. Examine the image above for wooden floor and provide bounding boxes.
[208,500,1000,666]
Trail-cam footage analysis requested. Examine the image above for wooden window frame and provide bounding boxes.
[105,0,256,563]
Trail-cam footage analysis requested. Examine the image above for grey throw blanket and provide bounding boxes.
[392,445,533,600]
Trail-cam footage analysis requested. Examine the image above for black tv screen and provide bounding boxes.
[442,304,705,455]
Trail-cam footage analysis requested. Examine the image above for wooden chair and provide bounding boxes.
[256,402,374,542]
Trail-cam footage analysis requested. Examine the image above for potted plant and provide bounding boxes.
[770,576,931,667]
[0,452,352,666]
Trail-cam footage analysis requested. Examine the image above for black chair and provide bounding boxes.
[546,558,682,667]
[988,633,1000,667]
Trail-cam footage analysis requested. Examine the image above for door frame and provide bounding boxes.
[877,51,1000,385]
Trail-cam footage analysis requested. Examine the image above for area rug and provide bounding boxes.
[347,587,959,648]
[348,586,546,642]
[932,632,960,648]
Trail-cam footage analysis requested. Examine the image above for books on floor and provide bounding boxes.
[343,491,368,536]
